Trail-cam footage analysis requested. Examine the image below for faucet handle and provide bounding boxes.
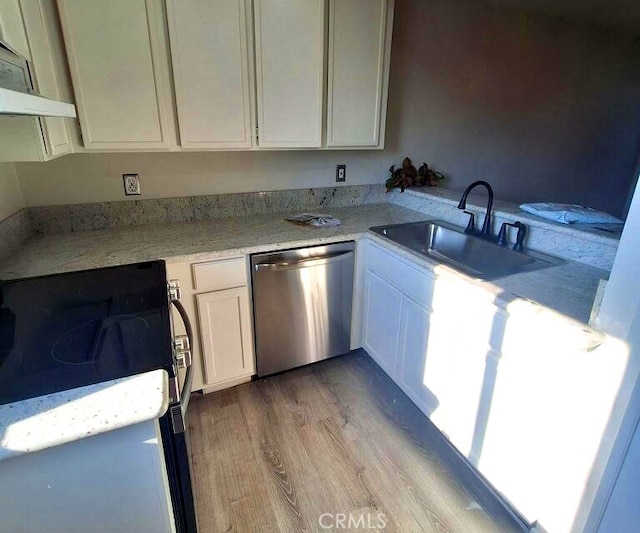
[463,211,476,233]
[497,221,528,249]
[497,222,510,246]
[513,221,527,250]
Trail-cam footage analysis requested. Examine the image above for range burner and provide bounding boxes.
[0,261,173,405]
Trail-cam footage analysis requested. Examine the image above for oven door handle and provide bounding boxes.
[170,299,194,435]
[168,362,193,434]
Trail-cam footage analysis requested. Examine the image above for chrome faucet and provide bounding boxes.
[457,180,494,237]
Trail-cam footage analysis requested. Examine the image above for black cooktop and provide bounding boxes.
[0,261,173,406]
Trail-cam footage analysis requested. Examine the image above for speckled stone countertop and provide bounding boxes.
[0,202,610,460]
[0,203,607,324]
[0,369,168,462]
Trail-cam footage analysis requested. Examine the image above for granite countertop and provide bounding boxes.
[0,203,607,324]
[0,369,169,462]
[0,202,609,459]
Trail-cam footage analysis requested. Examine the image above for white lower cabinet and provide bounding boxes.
[196,286,254,389]
[361,240,507,461]
[362,270,402,376]
[0,420,175,533]
[357,240,506,459]
[396,297,441,418]
[360,238,630,532]
[166,258,255,394]
[361,241,483,445]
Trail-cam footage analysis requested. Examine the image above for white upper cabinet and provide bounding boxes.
[0,0,73,162]
[166,0,253,149]
[254,0,325,148]
[327,0,393,148]
[0,0,30,59]
[57,0,176,150]
[54,0,394,152]
[21,0,72,158]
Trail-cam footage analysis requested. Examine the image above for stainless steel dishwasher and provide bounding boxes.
[251,241,355,376]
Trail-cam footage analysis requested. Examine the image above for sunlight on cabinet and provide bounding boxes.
[360,238,632,532]
[479,304,629,533]
[425,274,506,461]
[363,270,402,375]
[396,296,440,416]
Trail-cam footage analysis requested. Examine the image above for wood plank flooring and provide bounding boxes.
[187,350,525,533]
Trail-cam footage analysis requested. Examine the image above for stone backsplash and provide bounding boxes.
[28,185,387,234]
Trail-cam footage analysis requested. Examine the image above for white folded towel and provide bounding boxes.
[519,203,623,225]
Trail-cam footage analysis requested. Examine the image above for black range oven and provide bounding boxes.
[0,260,197,533]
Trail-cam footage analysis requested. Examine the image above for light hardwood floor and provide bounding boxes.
[187,350,525,533]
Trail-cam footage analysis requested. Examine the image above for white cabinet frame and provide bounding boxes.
[253,0,325,148]
[166,0,255,150]
[57,0,176,151]
[326,0,393,148]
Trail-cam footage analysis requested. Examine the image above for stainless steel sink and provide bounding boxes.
[369,220,563,281]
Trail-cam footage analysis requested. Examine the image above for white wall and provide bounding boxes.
[14,150,395,206]
[583,177,640,531]
[13,0,640,217]
[0,163,24,220]
[597,386,640,533]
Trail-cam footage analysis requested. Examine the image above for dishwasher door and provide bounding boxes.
[251,241,355,376]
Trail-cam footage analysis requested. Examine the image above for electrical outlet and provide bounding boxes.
[336,164,346,183]
[123,174,141,196]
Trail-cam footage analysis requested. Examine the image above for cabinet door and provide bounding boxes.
[478,319,628,531]
[20,0,72,159]
[362,269,402,377]
[327,0,392,147]
[167,0,253,149]
[196,287,255,386]
[0,0,30,59]
[396,296,440,418]
[57,0,175,150]
[254,0,324,148]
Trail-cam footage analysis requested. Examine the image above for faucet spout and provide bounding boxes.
[457,180,494,237]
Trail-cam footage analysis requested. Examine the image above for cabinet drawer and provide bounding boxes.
[366,241,435,310]
[192,258,247,291]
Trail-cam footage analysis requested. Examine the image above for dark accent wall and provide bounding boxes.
[386,0,640,217]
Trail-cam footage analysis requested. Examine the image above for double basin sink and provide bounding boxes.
[370,220,563,281]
